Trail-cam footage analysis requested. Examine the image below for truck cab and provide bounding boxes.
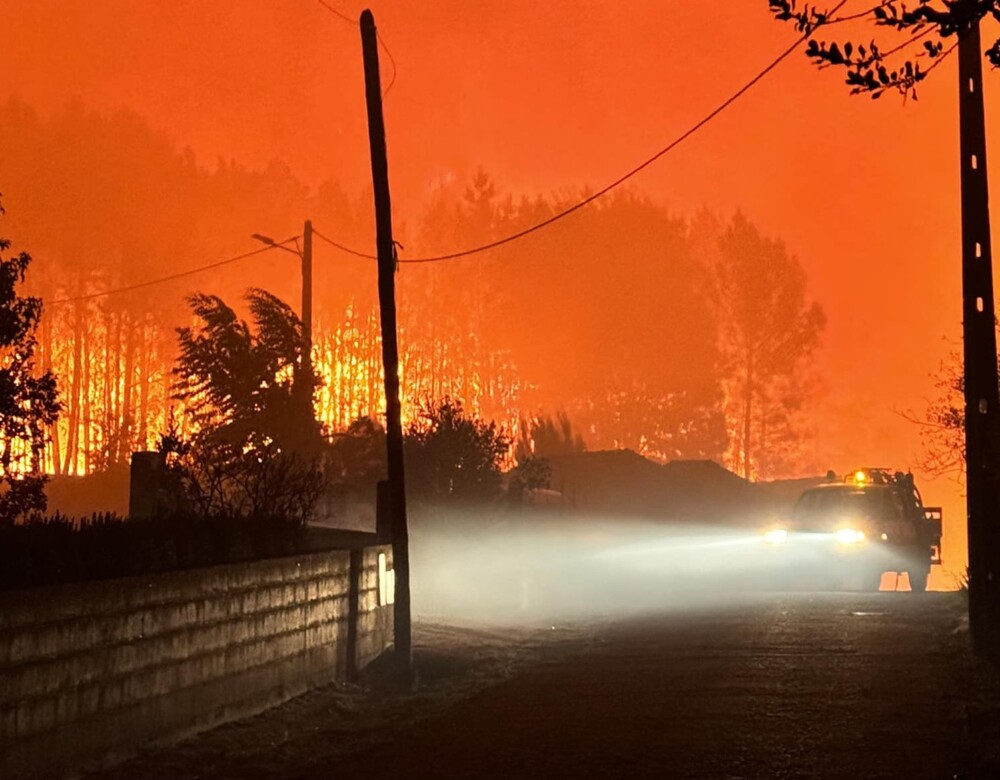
[765,469,942,591]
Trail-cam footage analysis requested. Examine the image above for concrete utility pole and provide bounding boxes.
[359,7,412,682]
[958,20,1000,656]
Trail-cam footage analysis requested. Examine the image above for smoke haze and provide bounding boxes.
[0,2,975,580]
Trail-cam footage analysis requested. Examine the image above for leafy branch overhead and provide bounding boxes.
[769,0,1000,99]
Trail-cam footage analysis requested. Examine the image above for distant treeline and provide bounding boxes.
[1,99,824,480]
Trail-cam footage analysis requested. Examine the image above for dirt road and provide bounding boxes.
[89,593,999,779]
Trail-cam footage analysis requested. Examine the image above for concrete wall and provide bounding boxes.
[0,545,394,779]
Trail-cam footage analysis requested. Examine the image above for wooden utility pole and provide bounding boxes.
[301,219,314,394]
[359,8,412,681]
[958,20,1000,655]
[302,219,314,382]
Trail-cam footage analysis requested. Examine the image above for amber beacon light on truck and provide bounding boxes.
[757,467,943,591]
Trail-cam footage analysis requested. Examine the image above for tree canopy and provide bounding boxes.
[409,176,730,462]
[405,397,510,503]
[711,213,825,479]
[0,202,61,522]
[770,0,999,100]
[173,289,319,450]
[916,350,966,477]
[163,288,324,520]
[1,98,831,480]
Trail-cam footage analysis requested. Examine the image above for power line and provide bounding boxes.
[313,3,849,265]
[315,0,397,97]
[827,1,893,26]
[377,29,397,97]
[50,6,851,304]
[48,238,300,306]
[921,38,959,78]
[880,24,937,60]
[315,0,355,26]
[313,229,376,259]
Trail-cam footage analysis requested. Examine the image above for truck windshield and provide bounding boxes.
[792,486,898,528]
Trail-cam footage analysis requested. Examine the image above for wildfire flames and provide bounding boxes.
[39,299,525,476]
[1,97,828,483]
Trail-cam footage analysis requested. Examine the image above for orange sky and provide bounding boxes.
[3,1,997,583]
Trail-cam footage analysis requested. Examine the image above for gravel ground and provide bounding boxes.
[87,592,1000,780]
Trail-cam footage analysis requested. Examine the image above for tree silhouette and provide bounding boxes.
[917,350,967,477]
[516,412,586,461]
[415,175,729,461]
[507,412,586,505]
[769,0,996,100]
[915,348,1000,479]
[0,201,60,523]
[711,214,825,480]
[328,415,387,489]
[404,397,510,503]
[173,289,320,450]
[163,288,324,520]
[0,98,369,474]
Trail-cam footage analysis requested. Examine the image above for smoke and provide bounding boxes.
[408,507,917,625]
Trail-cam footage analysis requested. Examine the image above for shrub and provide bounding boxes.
[0,512,308,590]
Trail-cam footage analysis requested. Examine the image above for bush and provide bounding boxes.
[0,512,308,591]
[405,397,510,503]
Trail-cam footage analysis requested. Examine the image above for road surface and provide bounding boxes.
[89,593,999,779]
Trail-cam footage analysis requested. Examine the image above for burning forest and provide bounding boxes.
[0,101,826,485]
[4,3,997,778]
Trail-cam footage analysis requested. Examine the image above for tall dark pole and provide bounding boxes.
[302,219,314,386]
[291,220,314,416]
[360,8,412,679]
[958,20,1000,656]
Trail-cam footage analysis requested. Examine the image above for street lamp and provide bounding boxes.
[250,233,284,249]
[250,221,314,393]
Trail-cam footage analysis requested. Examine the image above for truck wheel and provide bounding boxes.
[907,568,929,593]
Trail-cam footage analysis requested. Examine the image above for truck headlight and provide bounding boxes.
[763,529,788,545]
[835,528,866,545]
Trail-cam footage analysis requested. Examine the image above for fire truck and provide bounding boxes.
[761,468,943,591]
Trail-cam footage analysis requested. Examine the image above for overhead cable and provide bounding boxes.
[315,2,848,265]
[315,0,397,97]
[48,238,299,306]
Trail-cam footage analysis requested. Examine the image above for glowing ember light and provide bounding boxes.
[762,528,788,544]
